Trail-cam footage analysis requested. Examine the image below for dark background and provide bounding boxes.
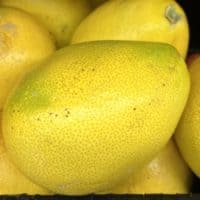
[177,1,200,51]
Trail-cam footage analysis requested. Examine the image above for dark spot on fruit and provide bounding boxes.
[49,112,53,115]
[37,118,40,121]
[78,88,84,93]
[55,114,58,117]
[49,31,54,37]
[133,107,136,111]
[74,76,78,80]
[62,25,68,33]
[92,68,95,71]
[162,83,166,87]
[64,108,71,116]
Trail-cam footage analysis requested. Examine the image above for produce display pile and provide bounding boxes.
[0,0,199,196]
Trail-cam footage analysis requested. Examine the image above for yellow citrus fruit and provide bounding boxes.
[175,56,200,177]
[71,0,189,58]
[0,113,51,195]
[0,6,55,110]
[1,0,91,47]
[101,140,192,194]
[2,41,190,195]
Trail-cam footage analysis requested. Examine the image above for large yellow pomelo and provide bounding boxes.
[2,41,190,195]
[101,140,192,194]
[175,56,200,177]
[0,6,55,110]
[0,0,91,47]
[71,0,189,58]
